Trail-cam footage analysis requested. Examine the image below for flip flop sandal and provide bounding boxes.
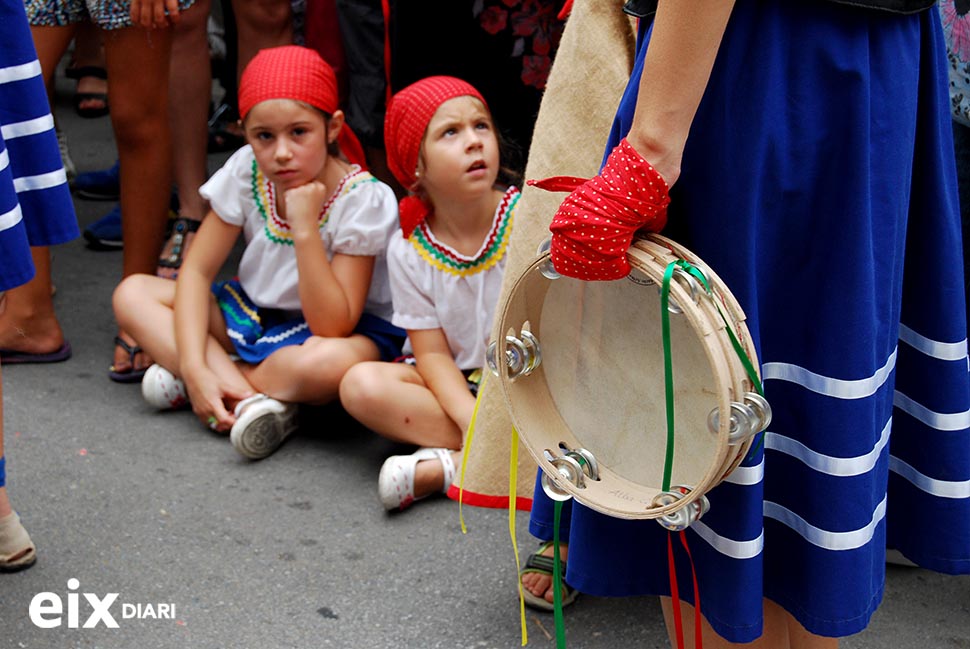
[65,65,109,119]
[0,512,37,573]
[108,335,148,383]
[0,341,72,364]
[519,541,578,612]
[156,216,202,278]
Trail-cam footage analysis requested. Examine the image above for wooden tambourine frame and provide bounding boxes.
[490,234,767,522]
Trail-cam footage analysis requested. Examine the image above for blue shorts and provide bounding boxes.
[213,278,405,364]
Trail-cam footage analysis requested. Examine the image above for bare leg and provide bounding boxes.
[240,335,378,404]
[0,248,66,354]
[660,597,839,649]
[340,361,464,497]
[70,21,108,115]
[784,600,839,649]
[231,0,292,83]
[339,362,464,448]
[112,274,250,392]
[103,26,174,372]
[170,0,210,221]
[157,0,211,279]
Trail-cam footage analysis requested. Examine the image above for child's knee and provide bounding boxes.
[338,362,385,411]
[112,274,169,322]
[113,274,149,312]
[285,341,354,389]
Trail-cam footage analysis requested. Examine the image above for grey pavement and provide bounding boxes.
[1,63,968,649]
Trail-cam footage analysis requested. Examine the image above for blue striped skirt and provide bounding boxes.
[530,0,970,641]
[0,0,78,292]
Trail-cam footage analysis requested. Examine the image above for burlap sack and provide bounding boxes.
[448,0,636,510]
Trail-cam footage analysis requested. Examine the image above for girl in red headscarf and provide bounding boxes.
[339,76,519,512]
[112,46,404,461]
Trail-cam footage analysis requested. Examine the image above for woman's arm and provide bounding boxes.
[545,1,736,281]
[409,328,478,434]
[628,0,736,185]
[285,182,373,337]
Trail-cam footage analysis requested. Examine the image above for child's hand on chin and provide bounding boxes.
[283,181,328,235]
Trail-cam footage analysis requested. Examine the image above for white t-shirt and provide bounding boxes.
[200,145,397,320]
[388,187,519,370]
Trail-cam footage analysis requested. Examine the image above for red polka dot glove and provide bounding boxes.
[528,138,670,281]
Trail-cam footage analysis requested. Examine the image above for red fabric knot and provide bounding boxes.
[531,138,670,281]
[238,45,368,169]
[384,76,488,190]
[239,46,339,120]
[399,195,431,238]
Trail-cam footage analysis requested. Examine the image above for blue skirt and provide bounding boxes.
[213,279,405,364]
[530,0,970,641]
[0,0,78,292]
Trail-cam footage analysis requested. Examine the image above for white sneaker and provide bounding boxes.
[56,124,76,184]
[377,447,456,511]
[141,364,188,410]
[229,394,299,460]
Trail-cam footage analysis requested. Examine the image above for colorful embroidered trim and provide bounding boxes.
[215,281,262,330]
[250,160,379,245]
[408,187,518,277]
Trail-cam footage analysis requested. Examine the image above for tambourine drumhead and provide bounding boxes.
[494,235,761,520]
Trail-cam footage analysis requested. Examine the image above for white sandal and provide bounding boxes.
[141,364,188,410]
[0,511,37,572]
[378,447,456,511]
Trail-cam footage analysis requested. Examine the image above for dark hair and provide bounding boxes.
[495,127,524,189]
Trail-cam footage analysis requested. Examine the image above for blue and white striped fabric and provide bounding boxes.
[529,0,970,642]
[0,0,78,292]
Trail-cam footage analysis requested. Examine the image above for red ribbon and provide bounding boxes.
[398,195,430,238]
[667,531,703,649]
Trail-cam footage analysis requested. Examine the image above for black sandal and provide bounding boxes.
[65,66,108,119]
[108,335,148,383]
[157,216,202,275]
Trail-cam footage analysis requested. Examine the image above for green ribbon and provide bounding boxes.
[659,260,767,490]
[553,500,566,648]
[660,262,678,492]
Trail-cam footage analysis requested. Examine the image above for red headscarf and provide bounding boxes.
[238,45,366,168]
[384,76,488,237]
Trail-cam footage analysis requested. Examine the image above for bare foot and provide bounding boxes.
[0,293,67,355]
[110,330,152,378]
[521,542,569,605]
[75,74,108,113]
[412,450,461,499]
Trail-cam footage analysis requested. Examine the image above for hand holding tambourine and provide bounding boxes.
[528,138,671,281]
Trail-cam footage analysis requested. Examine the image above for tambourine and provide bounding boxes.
[487,234,770,529]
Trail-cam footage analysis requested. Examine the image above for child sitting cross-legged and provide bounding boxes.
[339,76,518,510]
[113,46,403,460]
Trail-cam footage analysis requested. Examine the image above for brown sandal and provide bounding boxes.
[0,512,37,572]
